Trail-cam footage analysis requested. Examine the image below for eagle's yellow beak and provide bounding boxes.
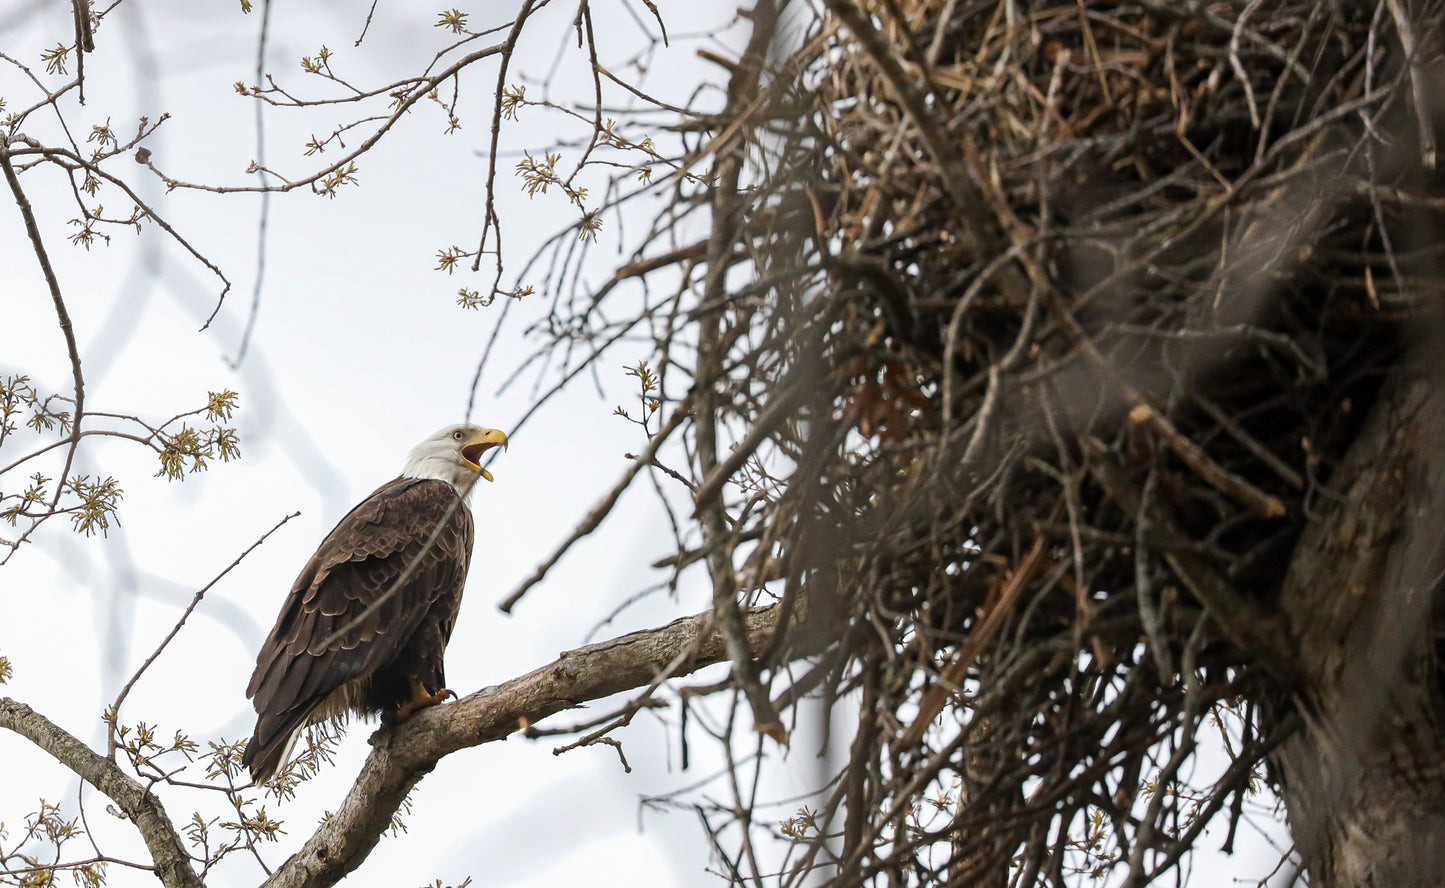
[460,428,508,481]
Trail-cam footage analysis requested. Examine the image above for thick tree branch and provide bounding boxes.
[262,604,783,888]
[0,699,203,888]
[1273,365,1445,886]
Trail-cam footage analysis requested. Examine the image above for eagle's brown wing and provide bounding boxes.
[242,477,474,782]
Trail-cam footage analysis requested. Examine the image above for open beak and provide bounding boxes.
[460,428,508,481]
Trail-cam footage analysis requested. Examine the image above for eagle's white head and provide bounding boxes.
[402,424,509,498]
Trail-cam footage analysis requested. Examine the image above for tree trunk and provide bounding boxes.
[1274,360,1445,886]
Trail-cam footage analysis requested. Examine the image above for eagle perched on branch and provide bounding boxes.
[242,424,508,784]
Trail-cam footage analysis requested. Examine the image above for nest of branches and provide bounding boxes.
[659,0,1445,883]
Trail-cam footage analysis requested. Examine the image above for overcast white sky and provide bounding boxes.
[0,2,1294,886]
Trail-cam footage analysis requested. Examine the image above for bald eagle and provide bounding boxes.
[241,424,508,784]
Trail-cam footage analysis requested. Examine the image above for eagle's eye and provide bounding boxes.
[452,430,464,440]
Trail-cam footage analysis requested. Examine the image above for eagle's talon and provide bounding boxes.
[391,684,455,722]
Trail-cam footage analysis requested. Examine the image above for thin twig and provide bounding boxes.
[107,511,300,757]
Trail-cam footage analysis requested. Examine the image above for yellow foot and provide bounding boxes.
[392,685,455,722]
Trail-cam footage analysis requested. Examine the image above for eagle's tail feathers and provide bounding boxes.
[241,717,308,786]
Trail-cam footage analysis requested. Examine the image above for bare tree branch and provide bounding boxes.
[0,137,86,562]
[262,604,783,888]
[0,699,204,888]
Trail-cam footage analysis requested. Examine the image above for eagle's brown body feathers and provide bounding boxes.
[242,477,474,783]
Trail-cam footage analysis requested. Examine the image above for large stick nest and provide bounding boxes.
[679,0,1445,883]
